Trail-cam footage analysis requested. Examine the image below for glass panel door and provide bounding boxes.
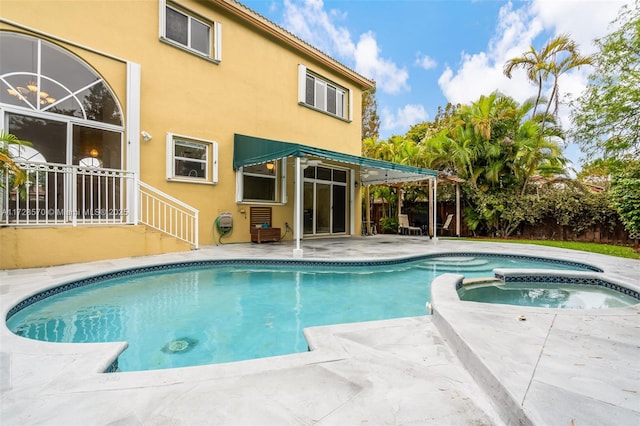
[332,184,346,233]
[6,112,67,221]
[303,181,314,234]
[316,182,331,234]
[73,126,123,220]
[302,166,349,236]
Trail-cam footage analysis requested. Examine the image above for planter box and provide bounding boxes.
[251,227,281,243]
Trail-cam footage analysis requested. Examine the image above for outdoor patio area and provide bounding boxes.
[1,236,639,425]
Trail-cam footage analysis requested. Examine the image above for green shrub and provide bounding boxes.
[379,216,399,234]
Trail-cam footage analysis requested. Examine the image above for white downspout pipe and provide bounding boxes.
[293,156,303,258]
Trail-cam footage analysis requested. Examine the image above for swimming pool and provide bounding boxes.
[6,254,600,372]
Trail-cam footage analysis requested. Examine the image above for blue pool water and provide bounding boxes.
[7,255,598,371]
[458,282,638,309]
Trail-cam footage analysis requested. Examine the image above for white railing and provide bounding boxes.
[138,180,199,249]
[1,161,199,249]
[1,161,135,226]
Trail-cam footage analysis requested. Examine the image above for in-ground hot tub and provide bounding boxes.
[457,270,639,309]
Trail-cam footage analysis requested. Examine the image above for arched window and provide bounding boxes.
[1,32,128,224]
[0,32,122,125]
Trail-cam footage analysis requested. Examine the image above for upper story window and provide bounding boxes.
[298,65,351,121]
[166,133,218,184]
[160,1,221,61]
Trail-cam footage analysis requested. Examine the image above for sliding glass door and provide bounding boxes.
[302,166,347,236]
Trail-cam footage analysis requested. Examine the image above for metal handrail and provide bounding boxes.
[137,180,199,248]
[2,161,134,226]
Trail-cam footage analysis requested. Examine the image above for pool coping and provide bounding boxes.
[431,271,640,425]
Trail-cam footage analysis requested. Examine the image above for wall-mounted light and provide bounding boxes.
[141,131,152,142]
[266,162,275,171]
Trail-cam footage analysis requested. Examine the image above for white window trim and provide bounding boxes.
[235,158,287,205]
[297,64,351,122]
[166,132,218,184]
[159,0,222,62]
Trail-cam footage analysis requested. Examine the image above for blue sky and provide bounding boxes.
[242,0,627,170]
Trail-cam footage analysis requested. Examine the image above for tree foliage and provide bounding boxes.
[360,76,635,241]
[571,0,640,162]
[610,161,640,236]
[361,87,380,140]
[423,93,566,194]
[405,103,459,144]
[0,130,29,189]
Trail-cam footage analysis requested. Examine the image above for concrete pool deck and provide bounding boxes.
[1,236,639,425]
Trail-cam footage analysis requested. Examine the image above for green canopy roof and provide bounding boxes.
[233,134,437,185]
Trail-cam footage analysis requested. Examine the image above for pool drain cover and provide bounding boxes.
[161,337,198,354]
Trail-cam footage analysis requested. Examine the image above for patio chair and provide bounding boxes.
[398,214,422,235]
[437,214,454,236]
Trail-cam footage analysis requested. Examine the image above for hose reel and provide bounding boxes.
[214,212,233,244]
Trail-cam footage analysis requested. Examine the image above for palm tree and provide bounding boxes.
[0,130,28,188]
[361,136,378,158]
[543,38,594,121]
[504,34,593,121]
[503,45,548,116]
[511,115,567,195]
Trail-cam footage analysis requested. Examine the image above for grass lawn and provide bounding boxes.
[462,238,640,260]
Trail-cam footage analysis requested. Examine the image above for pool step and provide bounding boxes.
[427,257,491,266]
[416,258,493,273]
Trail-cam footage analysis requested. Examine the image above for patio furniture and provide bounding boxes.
[362,220,377,236]
[398,214,422,235]
[438,214,454,236]
[250,207,281,243]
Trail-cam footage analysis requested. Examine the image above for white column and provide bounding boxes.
[456,182,461,237]
[433,178,438,240]
[350,169,355,236]
[293,156,303,258]
[126,61,141,225]
[428,179,434,238]
[365,184,371,235]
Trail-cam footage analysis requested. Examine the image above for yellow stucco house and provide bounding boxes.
[1,0,436,269]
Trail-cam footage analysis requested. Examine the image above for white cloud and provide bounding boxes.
[267,1,279,14]
[415,52,437,70]
[282,0,355,57]
[438,2,542,106]
[281,0,409,94]
[354,32,410,94]
[438,0,625,107]
[381,104,428,135]
[530,0,626,54]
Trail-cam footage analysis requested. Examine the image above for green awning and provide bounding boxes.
[233,134,437,185]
